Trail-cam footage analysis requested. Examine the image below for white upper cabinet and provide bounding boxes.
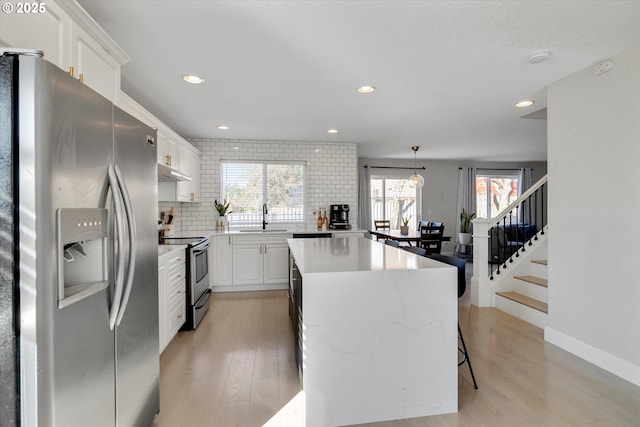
[177,144,201,202]
[157,127,179,169]
[0,0,129,103]
[0,1,69,68]
[69,21,122,103]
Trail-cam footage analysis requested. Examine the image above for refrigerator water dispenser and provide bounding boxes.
[57,208,109,309]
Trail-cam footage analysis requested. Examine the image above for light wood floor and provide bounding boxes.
[152,288,640,427]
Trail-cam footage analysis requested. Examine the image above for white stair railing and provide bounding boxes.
[471,174,548,306]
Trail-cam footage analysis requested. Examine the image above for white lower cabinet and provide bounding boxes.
[211,233,291,290]
[157,259,167,351]
[213,235,233,287]
[263,243,290,284]
[158,249,186,353]
[232,243,263,285]
[232,235,291,286]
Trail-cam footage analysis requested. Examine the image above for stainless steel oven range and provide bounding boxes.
[160,236,211,329]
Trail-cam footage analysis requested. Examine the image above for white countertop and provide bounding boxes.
[204,228,365,238]
[287,236,448,275]
[158,244,187,257]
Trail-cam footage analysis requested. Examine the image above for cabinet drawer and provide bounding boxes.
[167,299,186,335]
[167,280,185,307]
[167,265,185,286]
[167,252,186,272]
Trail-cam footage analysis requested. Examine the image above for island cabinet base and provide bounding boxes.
[302,270,458,425]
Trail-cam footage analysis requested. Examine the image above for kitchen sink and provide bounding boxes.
[239,229,288,233]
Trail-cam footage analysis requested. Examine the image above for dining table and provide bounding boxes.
[368,229,451,246]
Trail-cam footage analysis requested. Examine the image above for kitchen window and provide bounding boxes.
[370,177,419,230]
[221,160,305,226]
[475,172,520,219]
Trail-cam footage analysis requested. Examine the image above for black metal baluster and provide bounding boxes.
[533,189,539,241]
[509,210,515,263]
[541,184,545,235]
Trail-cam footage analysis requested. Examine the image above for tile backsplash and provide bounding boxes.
[161,139,358,234]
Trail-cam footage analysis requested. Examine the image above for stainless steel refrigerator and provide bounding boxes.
[0,49,160,427]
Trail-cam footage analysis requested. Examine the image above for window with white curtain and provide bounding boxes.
[475,171,520,219]
[370,176,420,230]
[221,160,305,225]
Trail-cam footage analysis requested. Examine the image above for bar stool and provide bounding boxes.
[429,254,479,389]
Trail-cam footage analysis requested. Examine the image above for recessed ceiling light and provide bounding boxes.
[515,99,535,108]
[216,125,230,130]
[182,74,204,84]
[357,85,376,94]
[327,129,339,134]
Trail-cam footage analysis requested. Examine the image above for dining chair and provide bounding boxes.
[385,239,400,247]
[403,246,426,256]
[373,220,391,242]
[419,223,445,254]
[429,253,478,389]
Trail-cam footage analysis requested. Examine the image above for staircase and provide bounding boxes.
[470,174,549,327]
[496,259,548,328]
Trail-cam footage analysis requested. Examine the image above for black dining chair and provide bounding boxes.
[385,239,400,247]
[429,253,479,389]
[373,219,391,242]
[419,223,445,254]
[403,246,426,256]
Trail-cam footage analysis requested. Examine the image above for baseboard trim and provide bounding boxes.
[212,283,288,293]
[544,327,640,387]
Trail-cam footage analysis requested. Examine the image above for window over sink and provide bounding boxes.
[221,160,305,226]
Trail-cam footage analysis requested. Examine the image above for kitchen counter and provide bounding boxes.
[287,237,458,426]
[158,244,187,257]
[205,228,365,237]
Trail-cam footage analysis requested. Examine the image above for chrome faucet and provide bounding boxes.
[262,203,268,230]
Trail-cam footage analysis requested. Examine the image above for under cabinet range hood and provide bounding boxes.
[158,162,191,182]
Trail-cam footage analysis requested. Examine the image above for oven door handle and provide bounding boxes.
[194,289,212,309]
[192,241,211,254]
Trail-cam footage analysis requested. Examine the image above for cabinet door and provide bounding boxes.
[214,236,233,286]
[158,258,167,353]
[157,127,178,168]
[167,300,185,341]
[0,1,70,70]
[70,21,121,103]
[263,243,290,284]
[232,244,263,285]
[176,144,192,202]
[187,149,201,202]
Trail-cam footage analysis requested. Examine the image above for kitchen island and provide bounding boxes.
[287,237,458,426]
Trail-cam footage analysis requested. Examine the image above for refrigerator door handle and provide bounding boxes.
[115,163,137,325]
[108,163,126,330]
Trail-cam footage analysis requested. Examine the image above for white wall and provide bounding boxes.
[179,139,358,233]
[546,46,640,386]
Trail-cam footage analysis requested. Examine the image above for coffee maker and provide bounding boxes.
[329,204,351,229]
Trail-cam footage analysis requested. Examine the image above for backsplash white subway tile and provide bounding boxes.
[177,139,358,234]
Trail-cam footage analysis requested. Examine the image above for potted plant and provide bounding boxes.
[459,208,475,245]
[214,199,232,227]
[400,215,411,235]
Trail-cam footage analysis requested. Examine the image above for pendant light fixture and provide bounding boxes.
[409,146,425,189]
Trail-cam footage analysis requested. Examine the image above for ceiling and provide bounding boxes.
[78,1,640,161]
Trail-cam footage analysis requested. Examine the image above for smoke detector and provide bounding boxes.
[593,60,615,75]
[528,51,551,64]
